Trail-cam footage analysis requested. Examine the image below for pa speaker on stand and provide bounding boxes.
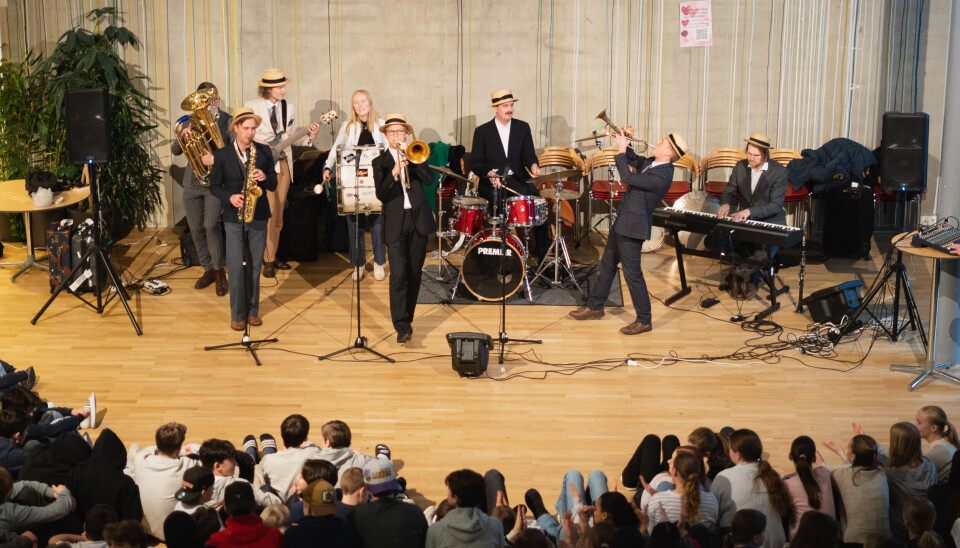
[880,112,929,193]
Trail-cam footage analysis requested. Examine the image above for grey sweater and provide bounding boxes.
[711,462,785,548]
[884,457,937,539]
[831,465,891,543]
[0,481,73,533]
[425,507,504,548]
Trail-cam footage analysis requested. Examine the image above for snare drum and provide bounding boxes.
[336,145,384,214]
[505,196,548,227]
[450,196,488,235]
[460,229,526,301]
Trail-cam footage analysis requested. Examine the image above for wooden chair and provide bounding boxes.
[665,153,698,204]
[700,148,746,199]
[536,146,586,239]
[769,148,809,233]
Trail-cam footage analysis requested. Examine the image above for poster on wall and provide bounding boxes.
[680,1,713,47]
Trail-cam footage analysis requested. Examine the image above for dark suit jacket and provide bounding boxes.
[720,159,789,225]
[612,148,674,240]
[208,141,278,223]
[372,150,437,244]
[470,118,538,195]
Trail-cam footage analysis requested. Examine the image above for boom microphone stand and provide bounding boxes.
[320,145,393,363]
[205,154,278,366]
[32,160,142,335]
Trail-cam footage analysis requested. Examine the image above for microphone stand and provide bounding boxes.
[493,164,540,364]
[205,147,279,366]
[320,145,393,363]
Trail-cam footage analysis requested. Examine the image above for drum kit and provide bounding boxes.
[428,164,584,301]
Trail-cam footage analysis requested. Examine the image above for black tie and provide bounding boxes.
[270,106,278,133]
[245,147,252,166]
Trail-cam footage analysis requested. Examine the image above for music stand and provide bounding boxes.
[319,145,393,363]
[32,161,143,335]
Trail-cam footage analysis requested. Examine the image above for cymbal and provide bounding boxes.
[530,169,582,184]
[428,165,471,184]
[539,187,582,200]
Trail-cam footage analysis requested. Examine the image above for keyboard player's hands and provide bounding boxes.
[717,204,730,219]
[948,243,960,256]
[730,208,751,222]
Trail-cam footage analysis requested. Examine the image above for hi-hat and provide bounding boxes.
[531,169,583,200]
[428,165,472,184]
[530,169,582,184]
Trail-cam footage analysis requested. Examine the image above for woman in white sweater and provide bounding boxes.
[323,90,390,281]
[915,406,959,484]
[711,429,791,548]
[828,434,891,545]
[646,449,719,532]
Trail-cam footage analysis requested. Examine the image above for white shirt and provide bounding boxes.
[495,118,511,158]
[235,142,250,164]
[390,148,412,209]
[750,162,768,193]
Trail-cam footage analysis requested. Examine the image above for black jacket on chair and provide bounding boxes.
[612,148,674,241]
[719,159,789,225]
[372,150,437,242]
[208,141,278,223]
[470,118,538,196]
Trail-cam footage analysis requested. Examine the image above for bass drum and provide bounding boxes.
[460,229,526,301]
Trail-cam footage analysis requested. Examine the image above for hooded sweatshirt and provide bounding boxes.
[206,514,283,548]
[317,447,373,485]
[259,444,321,499]
[285,514,360,548]
[19,432,91,484]
[0,481,73,533]
[348,496,428,548]
[425,507,504,548]
[68,428,143,522]
[124,447,199,540]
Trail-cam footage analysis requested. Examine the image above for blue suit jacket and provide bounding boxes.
[612,148,674,240]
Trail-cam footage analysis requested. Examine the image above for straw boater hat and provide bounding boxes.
[744,132,772,149]
[490,89,518,107]
[379,113,414,134]
[231,107,262,130]
[667,132,688,159]
[258,68,290,88]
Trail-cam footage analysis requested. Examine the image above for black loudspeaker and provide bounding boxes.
[446,332,493,377]
[800,280,865,324]
[179,230,201,267]
[278,190,319,261]
[65,88,112,164]
[880,112,928,192]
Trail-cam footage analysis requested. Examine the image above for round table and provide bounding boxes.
[891,231,960,390]
[0,179,91,282]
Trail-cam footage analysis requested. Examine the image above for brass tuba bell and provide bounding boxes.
[175,89,227,187]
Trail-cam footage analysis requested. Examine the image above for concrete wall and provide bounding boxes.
[1,0,951,226]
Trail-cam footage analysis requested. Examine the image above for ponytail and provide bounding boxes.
[674,452,702,522]
[916,531,946,548]
[922,406,960,449]
[790,436,822,510]
[729,429,792,517]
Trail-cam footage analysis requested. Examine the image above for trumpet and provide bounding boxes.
[397,139,430,189]
[596,108,648,151]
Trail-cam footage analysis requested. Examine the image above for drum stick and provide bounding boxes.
[486,174,522,196]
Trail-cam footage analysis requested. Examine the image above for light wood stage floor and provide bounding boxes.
[0,228,954,509]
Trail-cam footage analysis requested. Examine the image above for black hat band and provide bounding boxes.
[668,134,685,157]
[748,137,770,148]
[491,93,514,104]
[261,77,287,85]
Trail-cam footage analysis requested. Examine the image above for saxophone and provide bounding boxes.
[239,146,262,223]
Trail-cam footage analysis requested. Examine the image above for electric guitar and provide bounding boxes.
[270,109,338,161]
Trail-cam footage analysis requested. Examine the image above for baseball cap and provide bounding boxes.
[224,481,256,516]
[363,458,399,495]
[301,480,338,516]
[175,466,214,504]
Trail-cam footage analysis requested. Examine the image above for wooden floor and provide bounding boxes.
[0,227,954,509]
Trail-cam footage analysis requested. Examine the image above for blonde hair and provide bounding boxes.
[348,89,380,135]
[889,422,923,468]
[260,503,291,530]
[921,406,960,448]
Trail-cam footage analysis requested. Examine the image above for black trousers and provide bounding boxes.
[386,210,427,333]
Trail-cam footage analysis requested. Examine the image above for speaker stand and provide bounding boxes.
[31,162,142,335]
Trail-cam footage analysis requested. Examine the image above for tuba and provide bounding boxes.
[175,89,226,187]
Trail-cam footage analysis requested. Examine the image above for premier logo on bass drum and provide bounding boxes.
[476,246,513,257]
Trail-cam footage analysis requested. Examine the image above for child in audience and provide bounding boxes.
[48,503,118,548]
[711,429,790,548]
[646,449,719,532]
[172,466,215,515]
[0,466,74,533]
[915,407,959,484]
[260,503,290,533]
[0,359,36,397]
[349,459,428,547]
[198,439,281,511]
[124,422,198,541]
[782,435,835,538]
[885,423,938,540]
[0,386,92,443]
[289,459,339,522]
[102,520,147,548]
[828,434,892,545]
[0,409,30,477]
[426,469,503,547]
[927,450,960,543]
[284,480,359,547]
[338,466,369,519]
[788,511,841,548]
[317,420,378,484]
[902,496,946,548]
[258,414,321,501]
[206,482,283,548]
[724,508,766,548]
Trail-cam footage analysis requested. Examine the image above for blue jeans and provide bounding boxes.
[346,214,386,267]
[225,220,267,322]
[539,469,609,538]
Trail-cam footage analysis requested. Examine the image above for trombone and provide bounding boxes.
[396,138,430,189]
[596,108,648,151]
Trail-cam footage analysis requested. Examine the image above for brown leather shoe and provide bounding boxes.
[248,316,263,326]
[620,321,652,335]
[195,269,216,289]
[214,269,228,297]
[230,320,244,331]
[569,306,604,320]
[274,259,291,270]
[742,282,758,299]
[262,261,276,278]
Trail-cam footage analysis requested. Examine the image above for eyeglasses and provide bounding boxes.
[385,130,407,136]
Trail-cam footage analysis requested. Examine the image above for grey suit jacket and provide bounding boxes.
[719,160,789,225]
[612,147,674,241]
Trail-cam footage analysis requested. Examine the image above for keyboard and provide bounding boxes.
[653,207,803,248]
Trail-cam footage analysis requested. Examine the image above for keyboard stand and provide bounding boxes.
[664,228,799,320]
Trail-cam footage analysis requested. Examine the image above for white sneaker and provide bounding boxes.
[79,392,96,429]
[373,263,386,281]
[352,268,365,281]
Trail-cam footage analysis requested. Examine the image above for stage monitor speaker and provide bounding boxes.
[446,332,493,378]
[800,280,865,324]
[66,88,112,165]
[880,111,928,192]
